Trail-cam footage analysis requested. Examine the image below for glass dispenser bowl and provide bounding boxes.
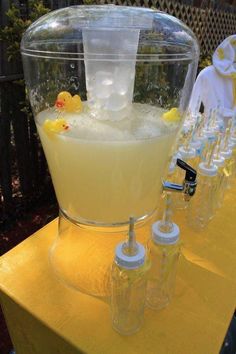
[21,6,199,296]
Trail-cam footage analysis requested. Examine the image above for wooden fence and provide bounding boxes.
[90,0,236,55]
[0,0,236,226]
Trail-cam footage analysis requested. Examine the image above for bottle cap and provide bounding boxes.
[189,141,202,157]
[194,135,206,143]
[168,161,176,174]
[168,152,181,174]
[179,146,196,159]
[213,155,225,167]
[203,128,216,139]
[191,113,199,120]
[198,162,218,176]
[182,125,191,134]
[175,151,182,160]
[190,140,201,149]
[229,141,236,149]
[115,242,146,269]
[218,121,225,132]
[212,124,220,133]
[220,149,232,159]
[230,136,236,144]
[152,221,180,245]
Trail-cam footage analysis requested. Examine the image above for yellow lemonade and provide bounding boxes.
[37,104,176,225]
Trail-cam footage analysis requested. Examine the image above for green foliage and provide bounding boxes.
[0,1,50,62]
[83,0,96,4]
[198,54,212,72]
[29,1,50,22]
[0,1,50,117]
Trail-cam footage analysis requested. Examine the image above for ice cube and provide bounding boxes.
[106,93,128,112]
[113,64,134,96]
[94,71,113,99]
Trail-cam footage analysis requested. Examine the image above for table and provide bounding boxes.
[0,182,236,354]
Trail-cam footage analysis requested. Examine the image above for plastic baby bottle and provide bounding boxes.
[189,137,206,167]
[213,155,226,209]
[229,137,236,178]
[220,148,233,189]
[228,137,236,182]
[220,125,234,188]
[111,217,148,335]
[203,109,217,142]
[202,128,216,143]
[146,193,180,310]
[187,160,218,230]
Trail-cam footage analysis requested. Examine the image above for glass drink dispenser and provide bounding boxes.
[21,6,199,296]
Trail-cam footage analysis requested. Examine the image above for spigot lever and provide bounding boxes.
[163,158,197,201]
[176,158,197,182]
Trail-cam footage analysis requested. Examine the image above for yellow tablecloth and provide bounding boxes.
[0,183,236,354]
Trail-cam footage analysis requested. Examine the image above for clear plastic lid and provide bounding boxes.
[21,5,199,61]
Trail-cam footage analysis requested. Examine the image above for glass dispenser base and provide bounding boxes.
[49,210,153,297]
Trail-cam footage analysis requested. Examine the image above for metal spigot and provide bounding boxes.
[163,158,197,201]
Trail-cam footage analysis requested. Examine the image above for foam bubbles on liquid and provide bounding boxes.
[37,103,174,142]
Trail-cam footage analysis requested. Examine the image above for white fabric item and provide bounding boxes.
[188,65,235,117]
[212,35,236,76]
[189,35,236,119]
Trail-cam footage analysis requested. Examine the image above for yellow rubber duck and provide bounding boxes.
[43,118,69,135]
[162,107,181,123]
[55,91,83,113]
